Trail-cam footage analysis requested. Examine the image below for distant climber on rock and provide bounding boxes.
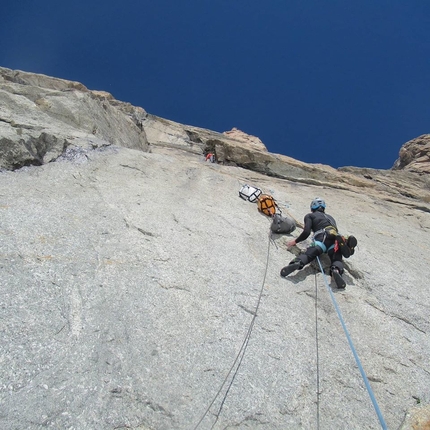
[205,152,216,163]
[280,197,356,289]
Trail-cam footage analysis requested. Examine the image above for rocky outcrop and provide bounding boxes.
[0,67,148,170]
[143,116,430,211]
[222,127,267,151]
[392,134,430,173]
[2,67,430,212]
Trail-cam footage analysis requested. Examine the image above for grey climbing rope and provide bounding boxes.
[193,231,272,429]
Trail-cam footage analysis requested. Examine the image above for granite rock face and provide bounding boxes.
[0,67,148,170]
[222,127,268,151]
[1,68,430,430]
[392,134,430,174]
[2,67,430,208]
[142,116,430,208]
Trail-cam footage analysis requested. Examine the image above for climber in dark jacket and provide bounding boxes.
[280,197,346,288]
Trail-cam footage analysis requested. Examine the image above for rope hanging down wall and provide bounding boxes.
[314,272,322,430]
[193,183,386,429]
[316,256,388,430]
[192,232,272,429]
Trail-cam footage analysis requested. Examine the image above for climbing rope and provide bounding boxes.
[191,201,386,429]
[192,231,272,429]
[316,256,388,430]
[314,272,321,430]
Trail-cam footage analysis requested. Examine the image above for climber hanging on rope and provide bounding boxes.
[280,197,356,289]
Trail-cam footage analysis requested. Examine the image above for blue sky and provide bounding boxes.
[2,1,429,169]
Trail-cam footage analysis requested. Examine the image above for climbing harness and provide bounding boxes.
[315,256,388,430]
[312,239,334,253]
[311,226,337,253]
[193,231,272,430]
[311,213,339,253]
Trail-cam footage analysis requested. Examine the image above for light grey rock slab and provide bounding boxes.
[0,146,429,429]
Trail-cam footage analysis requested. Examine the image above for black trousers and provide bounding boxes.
[294,237,344,274]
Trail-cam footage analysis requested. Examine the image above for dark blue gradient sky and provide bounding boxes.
[2,1,429,168]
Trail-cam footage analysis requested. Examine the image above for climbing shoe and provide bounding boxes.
[336,235,351,258]
[280,262,301,277]
[331,268,346,289]
[347,235,357,256]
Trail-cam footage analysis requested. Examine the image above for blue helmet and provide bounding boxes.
[310,197,326,211]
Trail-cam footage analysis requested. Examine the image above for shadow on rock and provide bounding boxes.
[280,266,317,285]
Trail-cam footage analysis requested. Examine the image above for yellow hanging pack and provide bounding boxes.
[257,194,279,217]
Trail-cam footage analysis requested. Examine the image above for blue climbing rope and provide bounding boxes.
[316,256,388,430]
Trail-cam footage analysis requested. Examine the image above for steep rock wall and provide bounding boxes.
[0,68,429,429]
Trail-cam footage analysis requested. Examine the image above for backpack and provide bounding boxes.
[257,194,279,216]
[239,184,262,203]
[335,234,358,258]
[270,213,296,234]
